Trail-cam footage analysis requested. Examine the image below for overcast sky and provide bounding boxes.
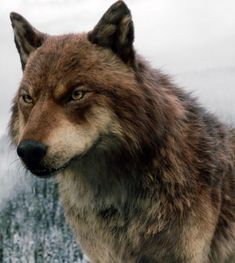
[0,0,235,136]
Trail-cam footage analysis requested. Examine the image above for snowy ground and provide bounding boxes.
[0,0,235,207]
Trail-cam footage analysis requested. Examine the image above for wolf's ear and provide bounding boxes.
[88,1,135,65]
[10,12,46,70]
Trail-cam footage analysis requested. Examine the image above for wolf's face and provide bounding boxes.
[10,1,150,177]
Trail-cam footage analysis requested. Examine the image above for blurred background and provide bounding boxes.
[0,0,235,262]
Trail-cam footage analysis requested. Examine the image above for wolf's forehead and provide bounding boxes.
[30,35,87,70]
[23,35,94,87]
[22,33,134,94]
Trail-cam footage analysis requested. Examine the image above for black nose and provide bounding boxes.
[17,140,47,167]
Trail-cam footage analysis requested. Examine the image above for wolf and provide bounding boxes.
[9,1,235,262]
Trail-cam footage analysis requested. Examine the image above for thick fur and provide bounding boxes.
[9,1,235,262]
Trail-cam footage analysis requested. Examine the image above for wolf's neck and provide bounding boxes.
[57,145,146,212]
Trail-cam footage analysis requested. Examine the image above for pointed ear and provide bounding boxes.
[10,12,46,70]
[88,1,135,65]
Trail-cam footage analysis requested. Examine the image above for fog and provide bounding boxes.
[0,0,235,203]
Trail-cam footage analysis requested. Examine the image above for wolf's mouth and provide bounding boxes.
[28,137,103,178]
[29,158,75,178]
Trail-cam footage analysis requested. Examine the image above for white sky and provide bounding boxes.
[0,0,235,136]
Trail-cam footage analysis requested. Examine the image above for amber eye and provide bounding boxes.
[21,93,33,104]
[71,88,85,101]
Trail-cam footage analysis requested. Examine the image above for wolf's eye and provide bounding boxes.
[71,89,85,101]
[21,94,33,104]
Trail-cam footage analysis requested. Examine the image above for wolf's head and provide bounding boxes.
[9,1,175,178]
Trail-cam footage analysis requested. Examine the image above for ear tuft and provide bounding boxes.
[10,12,46,70]
[88,1,135,65]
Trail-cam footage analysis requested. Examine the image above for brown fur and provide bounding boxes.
[9,1,235,262]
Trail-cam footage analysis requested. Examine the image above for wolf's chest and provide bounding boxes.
[57,170,144,262]
[60,190,135,263]
[70,207,133,262]
[57,171,180,263]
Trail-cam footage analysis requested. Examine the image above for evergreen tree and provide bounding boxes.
[0,178,88,263]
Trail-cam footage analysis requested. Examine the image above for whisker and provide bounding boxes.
[9,158,20,166]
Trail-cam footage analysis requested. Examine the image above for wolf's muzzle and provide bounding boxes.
[17,140,47,169]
